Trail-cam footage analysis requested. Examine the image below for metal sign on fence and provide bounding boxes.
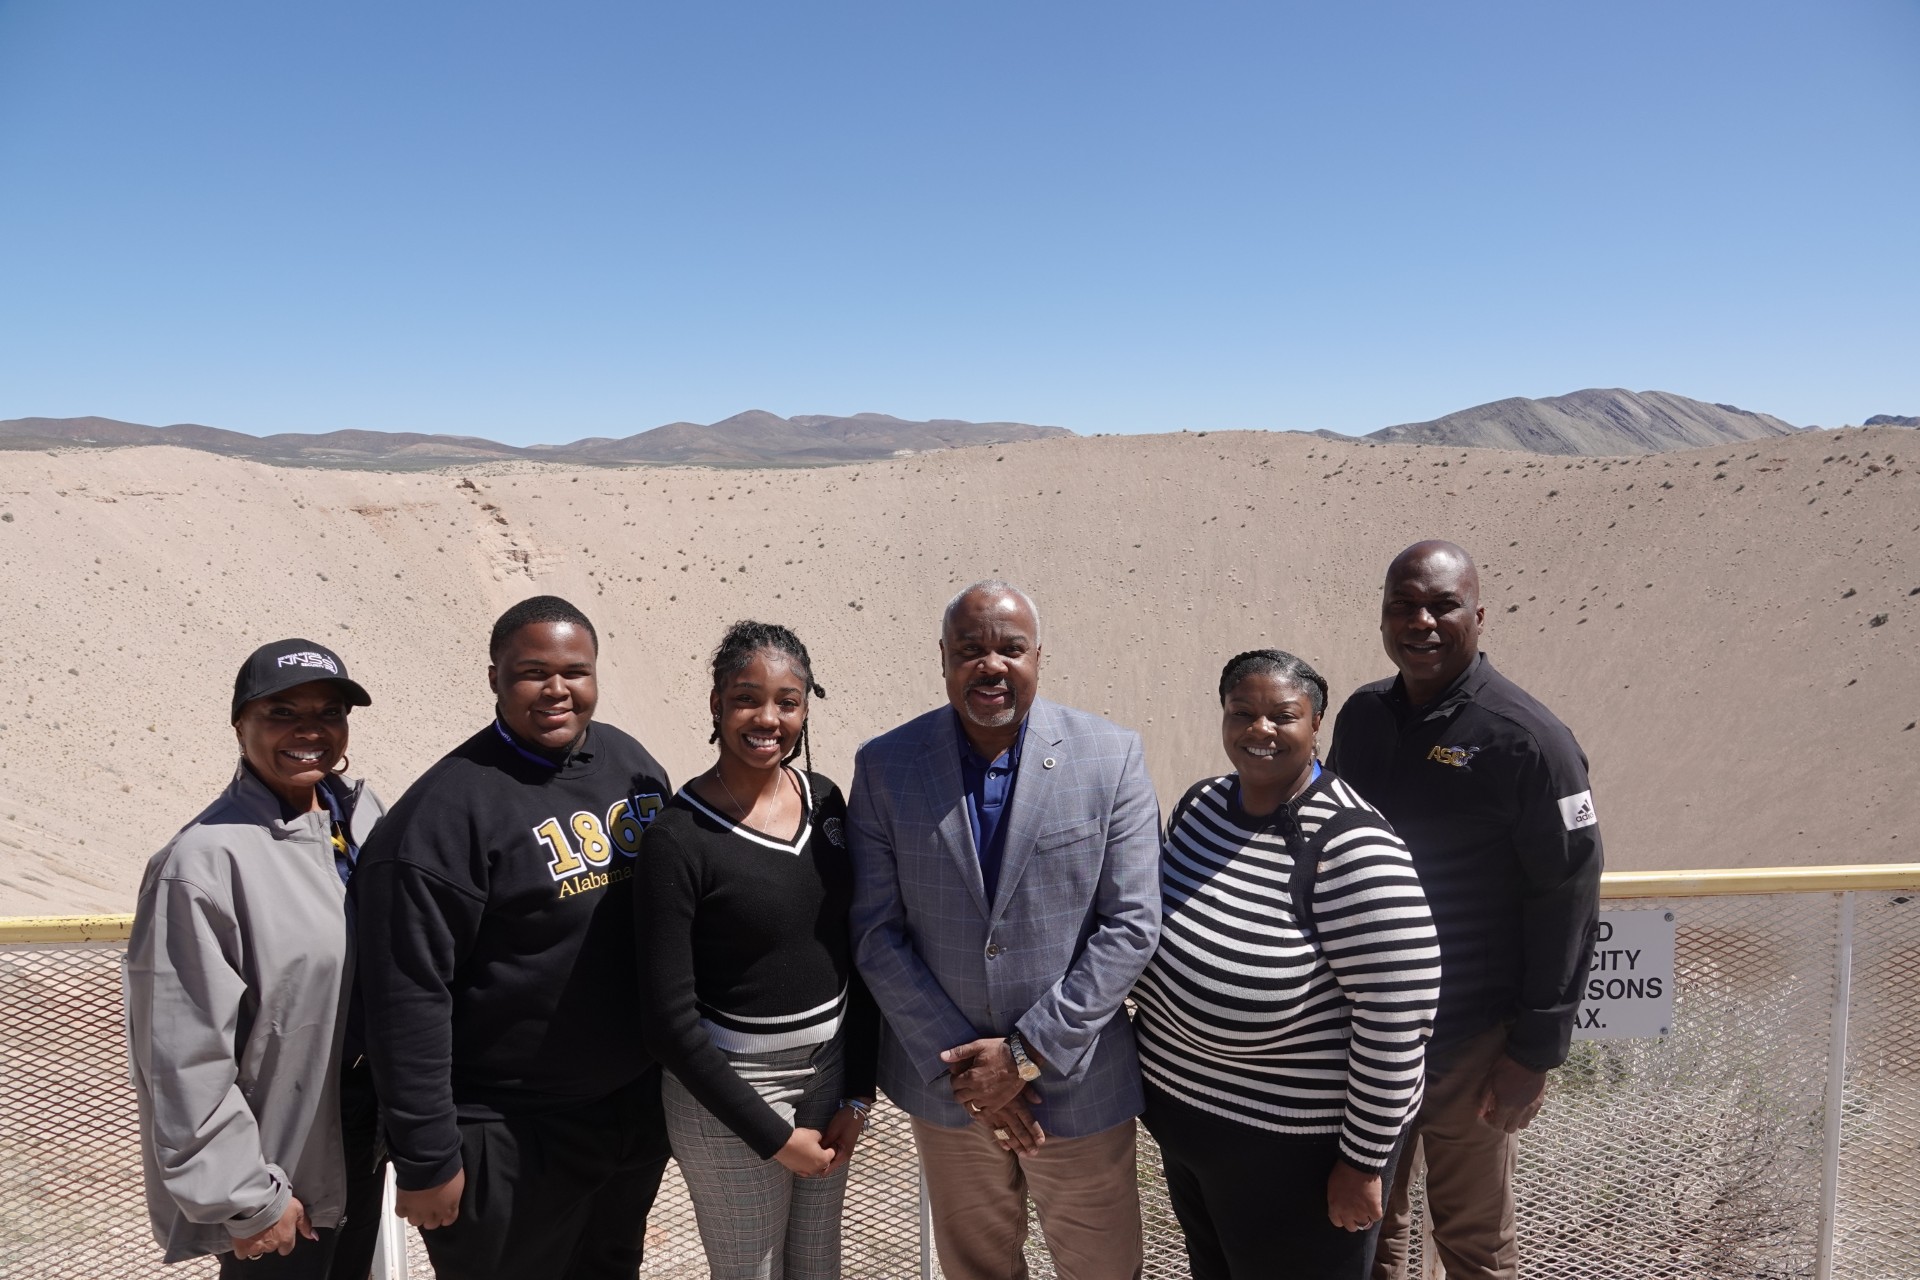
[1574,908,1675,1039]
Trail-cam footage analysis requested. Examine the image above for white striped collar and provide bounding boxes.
[679,767,815,855]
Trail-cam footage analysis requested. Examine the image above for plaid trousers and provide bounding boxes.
[662,1038,849,1280]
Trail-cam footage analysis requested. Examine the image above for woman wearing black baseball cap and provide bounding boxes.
[124,639,388,1277]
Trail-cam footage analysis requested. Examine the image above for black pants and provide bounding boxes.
[420,1068,672,1280]
[1144,1085,1402,1280]
[220,1060,386,1280]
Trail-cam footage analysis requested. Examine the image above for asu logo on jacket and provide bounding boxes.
[532,792,663,895]
[1426,743,1482,769]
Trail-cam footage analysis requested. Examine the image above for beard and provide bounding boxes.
[959,682,1022,729]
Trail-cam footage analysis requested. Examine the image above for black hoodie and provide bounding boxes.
[356,720,670,1190]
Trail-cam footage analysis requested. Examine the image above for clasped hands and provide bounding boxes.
[940,1036,1046,1155]
[773,1099,871,1179]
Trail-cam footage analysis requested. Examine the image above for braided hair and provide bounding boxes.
[708,620,827,774]
[1217,648,1329,715]
[1217,648,1329,858]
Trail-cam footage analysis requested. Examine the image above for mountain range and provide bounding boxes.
[0,410,1069,469]
[1321,388,1802,455]
[2,391,1906,467]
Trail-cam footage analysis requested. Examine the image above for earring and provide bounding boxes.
[333,755,351,774]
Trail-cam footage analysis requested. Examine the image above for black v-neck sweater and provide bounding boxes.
[636,770,879,1157]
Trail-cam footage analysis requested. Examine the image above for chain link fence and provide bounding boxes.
[0,937,155,1279]
[4,880,1916,1279]
[1390,887,1920,1280]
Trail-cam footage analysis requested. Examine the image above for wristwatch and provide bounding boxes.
[1006,1032,1042,1082]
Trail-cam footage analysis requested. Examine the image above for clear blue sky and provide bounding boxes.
[2,1,1915,443]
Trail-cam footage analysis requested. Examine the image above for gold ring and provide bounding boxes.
[993,1127,1011,1141]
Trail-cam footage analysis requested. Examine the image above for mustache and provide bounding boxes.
[967,677,1009,690]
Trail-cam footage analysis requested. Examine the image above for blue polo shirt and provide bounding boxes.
[957,712,1027,903]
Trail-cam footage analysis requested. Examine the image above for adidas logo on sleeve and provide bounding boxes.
[1558,791,1597,831]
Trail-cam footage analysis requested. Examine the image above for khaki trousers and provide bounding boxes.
[1372,1025,1520,1280]
[911,1116,1143,1280]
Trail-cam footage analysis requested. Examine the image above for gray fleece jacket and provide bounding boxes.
[123,762,384,1263]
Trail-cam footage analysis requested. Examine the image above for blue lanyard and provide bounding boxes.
[1232,760,1322,823]
[318,783,357,886]
[494,719,563,770]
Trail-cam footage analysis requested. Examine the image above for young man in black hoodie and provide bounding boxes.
[357,597,672,1279]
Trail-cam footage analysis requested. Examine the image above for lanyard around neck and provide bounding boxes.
[494,718,564,770]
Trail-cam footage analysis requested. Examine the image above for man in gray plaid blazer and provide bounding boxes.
[849,581,1161,1280]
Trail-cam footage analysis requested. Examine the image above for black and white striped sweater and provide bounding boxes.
[1132,769,1440,1173]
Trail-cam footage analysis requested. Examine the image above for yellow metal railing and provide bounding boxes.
[1599,863,1920,898]
[7,864,1919,945]
[0,913,138,943]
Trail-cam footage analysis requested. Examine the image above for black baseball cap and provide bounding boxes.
[231,638,373,723]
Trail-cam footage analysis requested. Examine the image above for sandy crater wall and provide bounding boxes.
[0,426,1914,914]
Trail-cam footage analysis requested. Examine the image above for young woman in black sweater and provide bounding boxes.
[637,621,879,1280]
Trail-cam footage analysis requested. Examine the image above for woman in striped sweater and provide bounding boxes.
[1132,649,1440,1280]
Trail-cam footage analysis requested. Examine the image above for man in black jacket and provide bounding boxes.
[357,596,672,1279]
[1327,542,1601,1280]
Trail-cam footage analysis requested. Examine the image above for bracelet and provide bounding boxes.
[839,1097,873,1133]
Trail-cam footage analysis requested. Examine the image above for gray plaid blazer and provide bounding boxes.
[848,697,1161,1138]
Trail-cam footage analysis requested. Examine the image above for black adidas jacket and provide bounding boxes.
[1326,654,1601,1072]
